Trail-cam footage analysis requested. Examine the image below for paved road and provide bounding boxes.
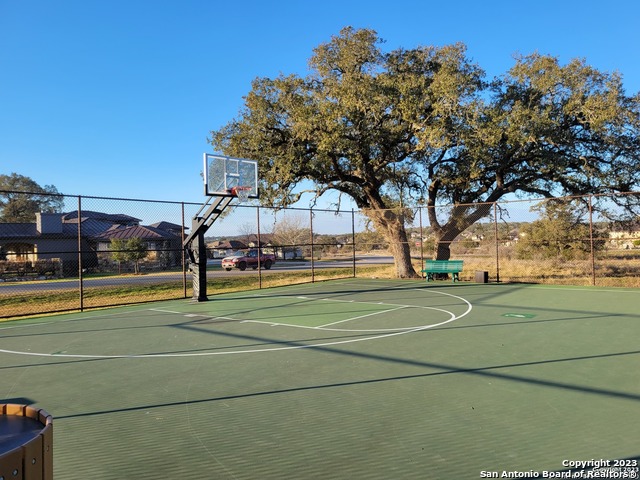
[0,256,393,294]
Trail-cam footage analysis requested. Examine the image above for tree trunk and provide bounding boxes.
[387,226,416,278]
[365,208,418,278]
[435,238,452,261]
[427,202,495,260]
[433,229,461,260]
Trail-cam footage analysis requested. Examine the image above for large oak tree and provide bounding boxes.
[0,173,64,222]
[210,27,640,278]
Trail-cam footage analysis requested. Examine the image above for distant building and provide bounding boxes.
[609,220,640,249]
[208,239,248,258]
[93,223,183,268]
[0,211,186,275]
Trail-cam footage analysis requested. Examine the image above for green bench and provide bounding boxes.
[421,259,464,282]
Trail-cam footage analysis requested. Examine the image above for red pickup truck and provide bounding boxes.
[221,249,276,271]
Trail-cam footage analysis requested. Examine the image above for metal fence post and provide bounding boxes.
[588,195,596,286]
[494,202,500,283]
[310,208,315,283]
[418,206,424,277]
[257,205,262,289]
[77,195,84,311]
[181,202,187,298]
[351,208,356,278]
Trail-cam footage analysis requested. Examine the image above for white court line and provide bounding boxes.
[309,305,459,332]
[0,321,47,330]
[253,293,435,310]
[0,288,473,358]
[0,308,146,331]
[239,294,462,332]
[317,306,408,328]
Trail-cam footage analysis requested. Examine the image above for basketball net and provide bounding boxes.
[230,186,251,203]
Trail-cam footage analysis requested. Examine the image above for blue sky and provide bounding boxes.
[1,0,639,208]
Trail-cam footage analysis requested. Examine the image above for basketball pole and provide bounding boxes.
[190,153,258,302]
[183,195,233,302]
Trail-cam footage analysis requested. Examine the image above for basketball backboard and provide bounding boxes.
[203,154,258,199]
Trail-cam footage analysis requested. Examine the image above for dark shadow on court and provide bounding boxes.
[55,342,640,421]
[1,397,36,405]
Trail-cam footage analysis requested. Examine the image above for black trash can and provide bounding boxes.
[475,271,489,283]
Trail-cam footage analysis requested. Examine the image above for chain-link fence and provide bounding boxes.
[0,193,368,318]
[1,191,639,318]
[413,193,640,287]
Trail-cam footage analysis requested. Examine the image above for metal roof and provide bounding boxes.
[92,225,180,241]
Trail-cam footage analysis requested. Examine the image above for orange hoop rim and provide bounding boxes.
[230,186,252,193]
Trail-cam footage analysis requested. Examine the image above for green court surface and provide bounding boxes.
[1,279,639,479]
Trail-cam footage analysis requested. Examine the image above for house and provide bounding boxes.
[149,221,184,236]
[245,233,303,259]
[609,220,640,249]
[0,213,98,275]
[208,239,248,258]
[0,211,186,276]
[93,224,183,268]
[245,233,276,248]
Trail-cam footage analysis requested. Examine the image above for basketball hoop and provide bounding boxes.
[230,186,252,203]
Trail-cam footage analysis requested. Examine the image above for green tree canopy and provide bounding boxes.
[111,238,148,274]
[515,199,601,261]
[210,27,640,277]
[0,173,64,222]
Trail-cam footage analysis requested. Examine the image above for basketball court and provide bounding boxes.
[1,279,639,479]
